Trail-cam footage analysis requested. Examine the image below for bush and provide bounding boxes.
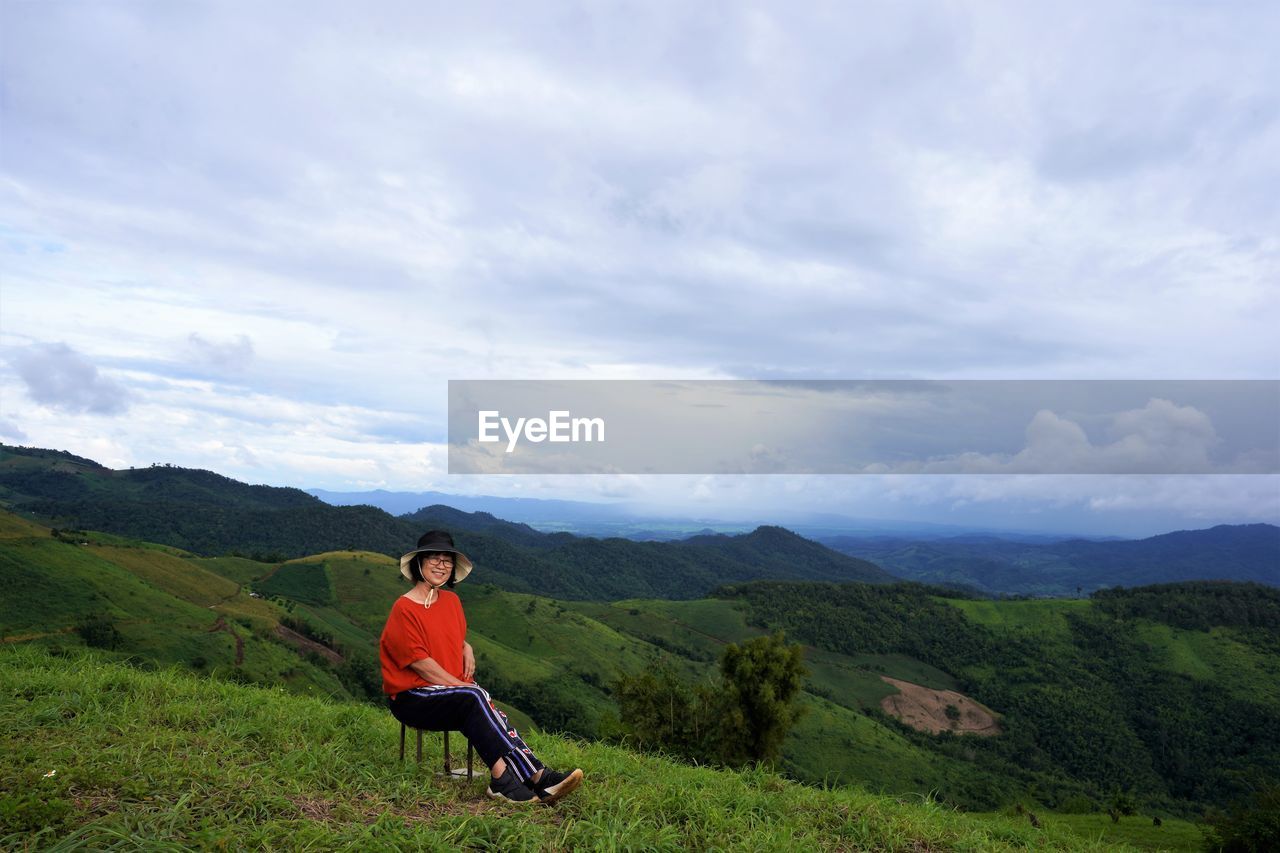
[75,616,121,650]
[1059,794,1098,814]
[1202,784,1280,852]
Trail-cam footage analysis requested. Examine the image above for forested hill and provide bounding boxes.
[823,524,1280,595]
[0,444,892,599]
[717,579,1280,812]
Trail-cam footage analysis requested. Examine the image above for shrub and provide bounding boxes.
[75,616,121,650]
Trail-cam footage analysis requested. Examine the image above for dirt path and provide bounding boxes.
[878,676,1001,736]
[207,616,245,665]
[274,624,344,664]
[2,627,74,643]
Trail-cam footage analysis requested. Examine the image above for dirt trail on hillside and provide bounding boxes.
[879,676,1001,736]
[274,625,344,664]
[208,616,245,665]
[2,627,74,643]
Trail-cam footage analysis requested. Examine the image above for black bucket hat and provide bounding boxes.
[399,530,474,583]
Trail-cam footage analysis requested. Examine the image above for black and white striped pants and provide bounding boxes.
[388,684,545,782]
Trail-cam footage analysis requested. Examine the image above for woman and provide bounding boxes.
[380,530,584,804]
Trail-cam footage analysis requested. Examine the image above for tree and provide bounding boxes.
[615,659,715,760]
[615,633,808,768]
[716,631,808,765]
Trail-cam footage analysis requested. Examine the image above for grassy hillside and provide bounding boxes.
[0,646,1138,851]
[3,506,1269,845]
[0,512,1083,813]
[0,518,348,699]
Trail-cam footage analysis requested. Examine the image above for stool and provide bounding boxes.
[399,722,475,780]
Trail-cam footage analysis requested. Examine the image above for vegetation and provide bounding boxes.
[0,646,1130,851]
[0,443,892,601]
[2,479,1274,849]
[615,632,808,768]
[1201,782,1280,852]
[717,632,808,764]
[720,580,1280,817]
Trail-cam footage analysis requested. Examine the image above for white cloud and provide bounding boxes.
[185,333,254,373]
[0,2,1276,532]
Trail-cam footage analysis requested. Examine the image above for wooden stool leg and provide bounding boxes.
[443,730,452,774]
[399,722,406,762]
[415,729,423,763]
[467,741,474,780]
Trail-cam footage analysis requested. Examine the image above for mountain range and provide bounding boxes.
[4,443,1278,598]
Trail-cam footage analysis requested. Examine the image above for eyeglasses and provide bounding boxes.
[423,554,455,565]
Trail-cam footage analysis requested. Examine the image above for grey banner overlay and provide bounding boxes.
[448,380,1280,475]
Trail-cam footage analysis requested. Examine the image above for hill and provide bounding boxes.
[0,444,895,600]
[0,645,1149,850]
[5,503,1277,827]
[823,524,1280,595]
[719,580,1280,813]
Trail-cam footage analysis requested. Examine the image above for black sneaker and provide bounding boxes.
[486,766,540,804]
[532,767,584,804]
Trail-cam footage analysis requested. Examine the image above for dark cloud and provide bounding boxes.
[9,343,132,415]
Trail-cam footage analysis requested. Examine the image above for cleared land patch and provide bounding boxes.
[879,676,1001,736]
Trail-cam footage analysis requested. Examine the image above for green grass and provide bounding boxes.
[944,598,1092,638]
[94,545,240,607]
[0,537,215,638]
[1,646,1128,851]
[565,597,764,661]
[987,811,1205,852]
[784,694,958,790]
[257,558,335,606]
[1133,622,1280,705]
[190,555,276,586]
[0,512,52,539]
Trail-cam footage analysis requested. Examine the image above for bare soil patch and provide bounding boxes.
[878,676,1001,736]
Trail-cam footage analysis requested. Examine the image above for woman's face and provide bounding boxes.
[420,551,454,587]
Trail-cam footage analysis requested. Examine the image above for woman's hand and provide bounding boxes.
[462,642,476,681]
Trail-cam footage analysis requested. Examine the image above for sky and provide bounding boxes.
[1,2,1278,537]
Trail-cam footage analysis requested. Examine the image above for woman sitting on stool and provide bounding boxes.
[380,530,584,804]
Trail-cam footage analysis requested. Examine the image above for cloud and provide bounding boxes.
[0,4,1275,533]
[869,399,1230,474]
[185,333,254,372]
[0,417,29,440]
[7,342,132,415]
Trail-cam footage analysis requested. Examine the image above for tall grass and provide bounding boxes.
[1,646,1125,851]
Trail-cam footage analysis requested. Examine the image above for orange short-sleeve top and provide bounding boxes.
[379,590,469,696]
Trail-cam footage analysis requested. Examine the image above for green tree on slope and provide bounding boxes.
[617,631,807,767]
[718,631,808,764]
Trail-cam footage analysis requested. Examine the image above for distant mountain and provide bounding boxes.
[682,525,891,585]
[0,444,896,600]
[310,488,1069,542]
[823,524,1280,595]
[309,487,630,524]
[401,504,558,548]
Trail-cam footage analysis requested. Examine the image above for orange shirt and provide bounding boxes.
[379,590,469,696]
